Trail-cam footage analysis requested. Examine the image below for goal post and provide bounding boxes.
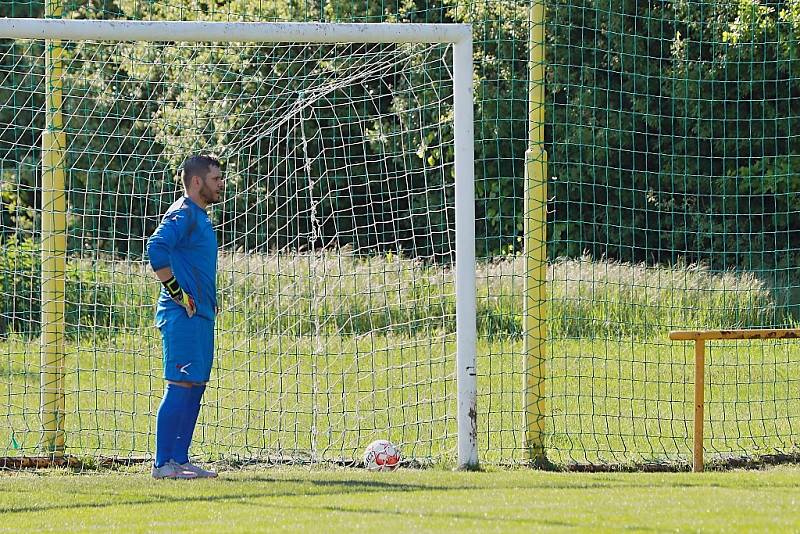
[0,19,477,469]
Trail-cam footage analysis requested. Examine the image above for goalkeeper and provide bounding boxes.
[146,154,224,479]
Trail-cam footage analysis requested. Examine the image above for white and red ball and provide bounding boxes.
[363,439,401,471]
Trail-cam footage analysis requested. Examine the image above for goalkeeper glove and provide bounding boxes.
[162,276,196,318]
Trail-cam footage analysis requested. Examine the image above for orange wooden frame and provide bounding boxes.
[669,328,800,472]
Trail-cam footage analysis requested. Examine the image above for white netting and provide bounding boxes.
[0,37,461,464]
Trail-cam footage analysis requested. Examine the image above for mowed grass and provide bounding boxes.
[4,332,800,467]
[2,466,800,532]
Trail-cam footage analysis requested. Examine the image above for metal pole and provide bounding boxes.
[40,0,67,455]
[524,0,548,465]
[693,340,705,472]
[0,19,472,44]
[454,33,478,470]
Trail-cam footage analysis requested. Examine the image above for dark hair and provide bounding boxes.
[181,154,221,189]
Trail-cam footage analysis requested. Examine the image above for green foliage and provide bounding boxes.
[547,0,800,283]
[0,174,35,240]
[0,1,529,261]
[10,0,800,277]
[0,238,125,337]
[0,236,38,336]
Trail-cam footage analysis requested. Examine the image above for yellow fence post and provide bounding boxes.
[524,0,548,465]
[40,0,67,455]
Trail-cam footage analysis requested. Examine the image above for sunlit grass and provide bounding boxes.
[3,467,800,532]
[2,254,796,467]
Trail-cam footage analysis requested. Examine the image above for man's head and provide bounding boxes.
[181,154,223,207]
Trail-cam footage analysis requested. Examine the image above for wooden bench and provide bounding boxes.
[668,328,800,472]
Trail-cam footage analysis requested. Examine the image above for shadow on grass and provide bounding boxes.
[239,499,589,531]
[233,492,676,532]
[0,476,448,515]
[0,475,674,532]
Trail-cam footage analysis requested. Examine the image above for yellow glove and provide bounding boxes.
[163,276,196,318]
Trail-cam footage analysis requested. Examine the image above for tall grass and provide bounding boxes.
[546,256,782,338]
[7,252,783,340]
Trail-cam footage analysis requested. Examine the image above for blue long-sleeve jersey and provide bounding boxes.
[147,196,218,324]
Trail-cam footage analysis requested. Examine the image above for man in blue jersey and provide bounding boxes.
[147,154,224,479]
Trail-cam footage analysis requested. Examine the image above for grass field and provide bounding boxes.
[2,465,800,532]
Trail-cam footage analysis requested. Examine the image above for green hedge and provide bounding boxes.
[0,238,124,337]
[4,1,799,282]
[548,1,800,277]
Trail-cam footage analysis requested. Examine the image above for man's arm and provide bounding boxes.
[147,206,196,317]
[153,267,175,283]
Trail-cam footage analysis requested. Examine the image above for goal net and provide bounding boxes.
[0,20,476,467]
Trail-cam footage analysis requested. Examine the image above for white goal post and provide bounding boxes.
[0,19,477,469]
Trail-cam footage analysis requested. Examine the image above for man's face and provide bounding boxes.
[197,166,224,205]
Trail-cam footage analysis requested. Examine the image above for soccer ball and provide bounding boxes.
[363,439,401,471]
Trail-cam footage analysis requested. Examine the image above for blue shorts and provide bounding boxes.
[158,310,215,383]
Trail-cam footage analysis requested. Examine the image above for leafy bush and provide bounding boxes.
[0,238,125,338]
[0,237,38,336]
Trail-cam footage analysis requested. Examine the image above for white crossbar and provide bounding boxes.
[0,18,471,44]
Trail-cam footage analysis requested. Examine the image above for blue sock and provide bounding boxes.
[174,385,206,465]
[155,383,193,468]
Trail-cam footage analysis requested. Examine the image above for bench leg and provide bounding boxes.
[694,339,705,472]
